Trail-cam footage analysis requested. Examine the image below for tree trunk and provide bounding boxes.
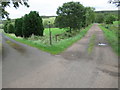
[69,27,72,33]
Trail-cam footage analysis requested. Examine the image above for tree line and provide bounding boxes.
[95,11,118,24]
[3,1,95,37]
[4,11,44,38]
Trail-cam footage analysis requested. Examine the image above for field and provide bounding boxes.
[44,28,67,36]
[6,25,92,54]
[43,17,55,24]
[42,17,56,28]
[99,21,119,56]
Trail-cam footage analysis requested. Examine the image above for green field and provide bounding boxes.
[6,25,92,54]
[42,17,56,28]
[44,28,68,36]
[43,17,55,23]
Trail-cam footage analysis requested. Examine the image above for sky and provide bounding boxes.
[5,0,118,19]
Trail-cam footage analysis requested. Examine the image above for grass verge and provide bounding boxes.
[99,25,119,56]
[88,34,96,54]
[6,25,92,54]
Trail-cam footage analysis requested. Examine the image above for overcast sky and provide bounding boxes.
[5,0,118,19]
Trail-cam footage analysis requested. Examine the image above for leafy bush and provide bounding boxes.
[95,13,105,23]
[105,15,116,24]
[3,21,14,33]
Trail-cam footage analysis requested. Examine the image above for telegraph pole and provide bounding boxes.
[48,21,52,45]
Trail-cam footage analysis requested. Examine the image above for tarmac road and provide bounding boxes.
[2,24,118,88]
[0,32,2,89]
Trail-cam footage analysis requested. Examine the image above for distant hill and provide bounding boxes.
[41,16,56,19]
[95,10,119,15]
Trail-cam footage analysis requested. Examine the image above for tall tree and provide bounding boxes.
[55,2,85,33]
[22,14,31,37]
[15,17,23,37]
[8,23,14,33]
[22,11,44,38]
[0,0,29,19]
[84,7,95,27]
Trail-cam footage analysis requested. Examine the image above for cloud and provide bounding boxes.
[5,0,118,19]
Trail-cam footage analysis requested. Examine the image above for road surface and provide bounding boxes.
[2,24,118,88]
[0,32,2,89]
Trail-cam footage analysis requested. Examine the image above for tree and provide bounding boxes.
[22,14,31,37]
[95,13,105,23]
[22,11,44,38]
[15,18,23,37]
[84,7,95,27]
[8,23,14,33]
[3,22,8,33]
[109,0,120,7]
[3,20,11,33]
[55,2,85,33]
[0,0,29,19]
[3,20,14,33]
[105,15,117,24]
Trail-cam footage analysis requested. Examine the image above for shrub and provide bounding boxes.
[15,18,23,37]
[105,15,116,24]
[3,22,8,33]
[22,11,44,38]
[8,23,14,33]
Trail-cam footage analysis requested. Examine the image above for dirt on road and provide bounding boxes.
[2,24,118,88]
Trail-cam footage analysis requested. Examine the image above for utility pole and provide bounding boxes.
[48,21,52,45]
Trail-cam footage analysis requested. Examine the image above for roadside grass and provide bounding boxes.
[113,21,120,25]
[0,29,3,33]
[99,25,119,56]
[103,21,119,36]
[88,34,96,54]
[5,25,92,54]
[0,24,3,29]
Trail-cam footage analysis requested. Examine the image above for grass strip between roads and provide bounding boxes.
[99,25,119,56]
[88,34,96,54]
[6,25,92,54]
